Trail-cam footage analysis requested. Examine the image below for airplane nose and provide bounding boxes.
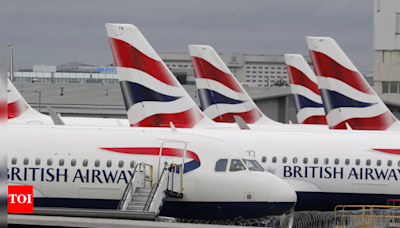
[269,178,297,211]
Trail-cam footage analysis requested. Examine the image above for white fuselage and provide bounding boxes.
[7,125,296,219]
[17,124,397,210]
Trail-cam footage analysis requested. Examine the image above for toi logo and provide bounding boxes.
[8,185,34,213]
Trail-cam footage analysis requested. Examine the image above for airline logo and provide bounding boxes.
[189,45,271,124]
[8,185,33,213]
[101,147,201,173]
[106,24,204,128]
[307,37,397,130]
[284,54,327,125]
[7,80,28,119]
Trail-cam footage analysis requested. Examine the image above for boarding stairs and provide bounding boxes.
[118,162,184,218]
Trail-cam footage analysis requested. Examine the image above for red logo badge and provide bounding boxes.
[8,185,34,213]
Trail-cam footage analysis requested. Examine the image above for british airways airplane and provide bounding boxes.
[187,44,327,129]
[7,78,129,127]
[306,36,400,131]
[106,24,324,131]
[188,45,280,125]
[105,23,400,211]
[284,54,327,125]
[7,125,296,220]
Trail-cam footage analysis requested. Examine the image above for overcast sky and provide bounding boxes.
[2,0,374,71]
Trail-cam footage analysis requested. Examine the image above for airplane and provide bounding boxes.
[7,78,129,127]
[106,24,325,131]
[7,125,296,220]
[306,36,400,131]
[187,45,326,129]
[284,54,327,125]
[188,45,280,125]
[105,23,400,211]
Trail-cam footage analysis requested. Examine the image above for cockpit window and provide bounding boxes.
[242,159,264,172]
[230,159,246,172]
[215,159,228,172]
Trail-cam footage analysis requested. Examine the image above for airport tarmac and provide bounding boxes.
[8,214,241,228]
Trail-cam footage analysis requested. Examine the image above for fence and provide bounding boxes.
[159,206,400,227]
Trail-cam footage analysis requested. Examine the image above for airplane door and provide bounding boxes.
[157,141,187,182]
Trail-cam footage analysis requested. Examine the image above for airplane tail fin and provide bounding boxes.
[7,78,45,120]
[306,36,400,131]
[188,45,280,125]
[105,23,213,128]
[284,54,327,125]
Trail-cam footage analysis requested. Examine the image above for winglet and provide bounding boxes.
[234,115,251,130]
[345,122,353,131]
[46,106,65,125]
[116,119,124,127]
[170,121,178,132]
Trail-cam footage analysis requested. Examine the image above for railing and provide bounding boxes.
[118,162,153,210]
[334,205,400,228]
[143,163,169,212]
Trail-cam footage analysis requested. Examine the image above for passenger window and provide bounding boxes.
[303,158,308,164]
[377,160,381,166]
[11,157,17,165]
[71,159,76,167]
[107,160,112,168]
[47,158,53,166]
[95,159,100,167]
[215,159,228,172]
[366,159,371,166]
[35,158,40,166]
[356,159,360,166]
[272,157,277,163]
[282,157,287,163]
[335,159,339,165]
[388,160,392,167]
[313,158,318,164]
[130,161,135,168]
[59,159,64,166]
[262,156,266,163]
[324,158,329,165]
[293,157,298,164]
[83,159,88,167]
[229,159,246,172]
[345,159,350,165]
[119,160,124,168]
[23,158,29,165]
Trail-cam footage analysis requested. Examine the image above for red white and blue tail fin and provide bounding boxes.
[284,54,327,125]
[105,23,214,128]
[188,45,280,125]
[306,36,400,131]
[7,78,46,120]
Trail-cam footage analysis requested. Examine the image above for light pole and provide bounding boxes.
[34,91,42,113]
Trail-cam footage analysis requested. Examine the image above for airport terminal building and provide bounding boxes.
[12,53,313,88]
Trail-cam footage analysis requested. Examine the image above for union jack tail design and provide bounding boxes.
[7,78,45,120]
[106,24,214,128]
[189,45,280,125]
[306,36,400,131]
[284,54,327,125]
